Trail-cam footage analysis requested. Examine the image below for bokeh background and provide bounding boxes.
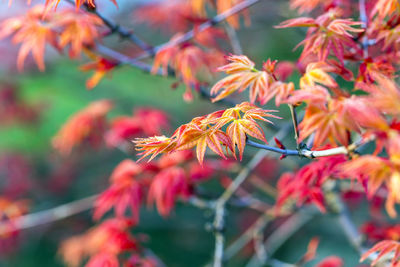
[0,1,371,266]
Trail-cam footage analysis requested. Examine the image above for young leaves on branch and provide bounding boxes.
[0,5,104,71]
[210,55,293,105]
[135,102,280,164]
[276,8,364,63]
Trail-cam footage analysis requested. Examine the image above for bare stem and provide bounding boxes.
[224,22,243,55]
[211,124,291,267]
[65,0,152,51]
[213,202,226,267]
[247,135,373,159]
[0,195,97,236]
[224,213,273,260]
[331,193,367,255]
[359,0,369,57]
[218,124,291,206]
[288,104,300,147]
[132,0,260,61]
[245,207,318,267]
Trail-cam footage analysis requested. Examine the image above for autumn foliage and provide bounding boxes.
[2,0,400,266]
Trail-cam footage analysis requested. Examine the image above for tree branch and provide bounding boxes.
[223,22,243,55]
[95,44,237,106]
[65,0,153,51]
[358,0,369,57]
[0,195,97,236]
[330,192,368,255]
[246,135,372,159]
[132,0,260,62]
[245,207,319,267]
[210,124,291,267]
[224,213,273,260]
[288,104,300,148]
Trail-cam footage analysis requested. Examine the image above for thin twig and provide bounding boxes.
[246,135,372,159]
[224,22,243,55]
[65,0,152,51]
[96,44,237,106]
[358,0,369,57]
[331,193,367,255]
[218,124,291,206]
[0,195,97,236]
[253,225,268,265]
[132,0,260,61]
[211,124,291,267]
[224,213,273,260]
[249,175,277,198]
[213,202,226,267]
[288,104,300,148]
[306,133,315,149]
[96,44,155,73]
[245,207,319,267]
[143,249,168,267]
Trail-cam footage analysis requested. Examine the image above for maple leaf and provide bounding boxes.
[361,240,400,267]
[262,81,294,107]
[0,198,29,222]
[340,155,400,218]
[290,0,324,13]
[211,55,284,104]
[169,113,234,164]
[298,99,359,147]
[376,24,400,52]
[190,0,250,28]
[0,84,41,125]
[316,256,344,267]
[371,0,400,19]
[361,221,400,243]
[182,103,278,161]
[226,119,262,160]
[178,127,232,165]
[357,57,395,83]
[360,74,400,117]
[134,0,205,33]
[152,35,224,97]
[287,84,331,107]
[80,50,118,89]
[86,253,119,267]
[94,160,143,222]
[54,10,103,58]
[0,5,106,71]
[301,237,319,263]
[135,136,178,162]
[276,9,364,63]
[274,61,295,81]
[105,117,143,148]
[0,5,59,71]
[44,0,118,12]
[300,61,338,89]
[135,102,279,164]
[194,27,227,49]
[341,96,389,131]
[222,105,279,160]
[0,197,29,241]
[148,167,190,216]
[52,100,112,155]
[105,108,169,148]
[276,154,346,213]
[59,218,137,267]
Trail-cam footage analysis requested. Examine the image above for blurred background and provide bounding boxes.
[0,0,369,266]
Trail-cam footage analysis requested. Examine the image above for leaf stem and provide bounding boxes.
[288,104,300,148]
